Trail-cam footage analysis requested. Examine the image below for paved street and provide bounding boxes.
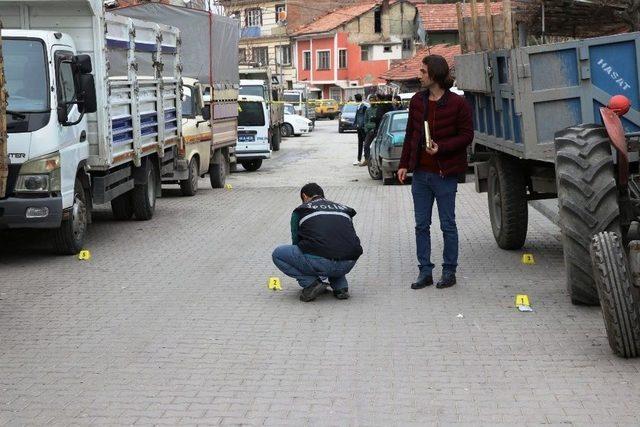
[1,119,640,426]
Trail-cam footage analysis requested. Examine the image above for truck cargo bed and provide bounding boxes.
[456,32,640,162]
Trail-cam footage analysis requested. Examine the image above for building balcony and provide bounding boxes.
[241,26,261,38]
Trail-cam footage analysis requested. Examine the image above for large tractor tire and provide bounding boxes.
[555,124,621,305]
[487,155,528,250]
[590,232,640,358]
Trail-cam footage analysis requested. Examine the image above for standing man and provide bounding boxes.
[397,55,473,290]
[362,94,394,166]
[272,183,363,302]
[353,93,368,166]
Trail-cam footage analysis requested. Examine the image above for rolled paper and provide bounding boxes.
[424,121,432,150]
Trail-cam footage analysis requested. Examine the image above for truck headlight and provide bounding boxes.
[15,153,61,193]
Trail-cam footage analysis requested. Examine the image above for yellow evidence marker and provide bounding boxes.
[521,253,535,265]
[225,183,233,190]
[268,277,282,291]
[515,294,533,312]
[78,250,92,261]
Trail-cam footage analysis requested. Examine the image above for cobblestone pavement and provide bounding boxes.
[1,120,640,426]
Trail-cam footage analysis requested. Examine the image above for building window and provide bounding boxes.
[338,49,347,69]
[383,46,392,53]
[245,8,262,27]
[303,51,311,70]
[374,7,382,33]
[239,48,246,63]
[275,4,286,22]
[402,38,412,51]
[279,45,291,65]
[361,46,369,61]
[317,50,330,70]
[252,46,268,66]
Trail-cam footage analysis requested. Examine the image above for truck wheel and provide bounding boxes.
[209,150,227,188]
[590,232,640,358]
[271,127,281,151]
[52,177,88,255]
[111,192,134,220]
[368,158,382,180]
[281,123,293,138]
[555,124,620,305]
[487,155,528,250]
[241,159,262,172]
[132,161,157,221]
[180,157,199,197]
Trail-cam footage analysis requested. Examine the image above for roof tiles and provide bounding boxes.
[380,44,461,81]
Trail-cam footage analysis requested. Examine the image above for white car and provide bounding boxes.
[236,95,270,172]
[281,104,314,137]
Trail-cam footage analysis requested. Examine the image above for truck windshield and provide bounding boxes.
[239,85,264,98]
[238,101,265,126]
[4,38,49,113]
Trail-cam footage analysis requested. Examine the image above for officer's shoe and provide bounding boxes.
[333,288,350,300]
[436,273,457,289]
[300,280,327,302]
[411,273,433,290]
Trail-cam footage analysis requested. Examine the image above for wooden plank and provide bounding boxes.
[456,2,468,53]
[470,0,481,52]
[0,20,7,199]
[503,0,514,49]
[484,0,495,50]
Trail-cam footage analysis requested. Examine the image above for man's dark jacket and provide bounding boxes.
[291,197,363,261]
[399,89,474,176]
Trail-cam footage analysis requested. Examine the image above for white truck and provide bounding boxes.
[0,0,182,254]
[114,4,239,194]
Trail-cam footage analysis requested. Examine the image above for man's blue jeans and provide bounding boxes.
[272,245,357,290]
[411,170,459,276]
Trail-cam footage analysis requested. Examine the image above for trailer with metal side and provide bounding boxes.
[114,4,240,193]
[456,0,640,357]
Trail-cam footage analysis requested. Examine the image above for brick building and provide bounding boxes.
[292,0,418,101]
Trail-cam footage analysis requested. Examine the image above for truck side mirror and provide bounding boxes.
[202,105,211,121]
[79,74,97,113]
[73,54,93,74]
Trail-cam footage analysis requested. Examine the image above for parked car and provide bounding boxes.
[282,103,314,137]
[367,110,408,185]
[338,103,358,133]
[314,98,339,119]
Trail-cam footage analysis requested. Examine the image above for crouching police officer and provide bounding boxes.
[272,183,363,302]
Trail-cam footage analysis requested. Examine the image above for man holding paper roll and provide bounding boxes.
[397,55,474,290]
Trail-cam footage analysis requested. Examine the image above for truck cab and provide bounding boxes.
[235,95,270,171]
[164,77,208,195]
[2,29,96,233]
